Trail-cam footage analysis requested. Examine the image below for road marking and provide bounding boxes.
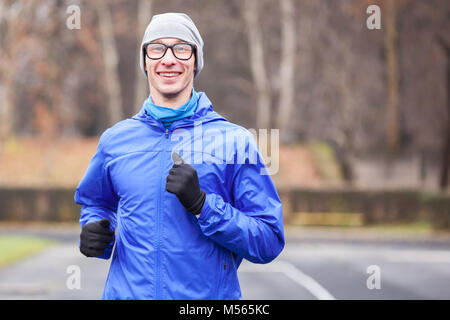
[239,260,336,300]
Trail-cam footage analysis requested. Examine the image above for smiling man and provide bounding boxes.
[74,12,284,300]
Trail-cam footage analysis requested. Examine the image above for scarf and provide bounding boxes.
[144,89,199,128]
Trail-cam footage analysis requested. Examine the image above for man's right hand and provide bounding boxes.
[79,218,114,257]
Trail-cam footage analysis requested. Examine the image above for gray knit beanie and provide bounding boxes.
[139,13,204,78]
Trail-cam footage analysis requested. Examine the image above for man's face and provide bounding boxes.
[145,38,196,100]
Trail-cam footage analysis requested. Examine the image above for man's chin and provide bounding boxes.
[159,86,184,97]
[149,81,193,102]
[159,84,192,98]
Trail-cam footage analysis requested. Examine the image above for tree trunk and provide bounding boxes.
[438,38,450,191]
[337,66,356,184]
[440,107,450,191]
[385,0,400,153]
[0,65,14,142]
[134,0,152,113]
[277,0,296,143]
[95,0,124,125]
[243,0,271,129]
[0,0,20,142]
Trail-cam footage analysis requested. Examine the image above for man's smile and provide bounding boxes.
[157,71,182,80]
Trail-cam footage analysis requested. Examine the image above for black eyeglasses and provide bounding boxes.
[143,42,196,60]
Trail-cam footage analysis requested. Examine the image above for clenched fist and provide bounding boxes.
[166,154,206,216]
[79,218,114,257]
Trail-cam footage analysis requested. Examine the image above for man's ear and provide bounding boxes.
[142,46,147,72]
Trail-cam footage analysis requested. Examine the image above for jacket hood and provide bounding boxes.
[132,91,227,130]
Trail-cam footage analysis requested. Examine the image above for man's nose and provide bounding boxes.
[161,48,177,65]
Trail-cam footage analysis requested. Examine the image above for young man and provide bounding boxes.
[75,12,284,300]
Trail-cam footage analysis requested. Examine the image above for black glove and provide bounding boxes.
[79,218,114,257]
[166,161,206,216]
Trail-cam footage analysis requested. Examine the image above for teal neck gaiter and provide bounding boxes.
[144,89,199,129]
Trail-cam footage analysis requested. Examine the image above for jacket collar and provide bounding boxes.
[132,91,227,131]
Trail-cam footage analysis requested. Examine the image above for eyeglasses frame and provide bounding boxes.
[143,42,197,61]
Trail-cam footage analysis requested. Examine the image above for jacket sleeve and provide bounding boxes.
[197,136,285,264]
[74,131,118,259]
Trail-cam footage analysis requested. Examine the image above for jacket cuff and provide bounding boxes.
[197,193,212,221]
[197,193,226,227]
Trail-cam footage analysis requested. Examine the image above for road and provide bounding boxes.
[0,225,449,299]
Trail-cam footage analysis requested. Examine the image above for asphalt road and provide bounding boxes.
[0,225,449,300]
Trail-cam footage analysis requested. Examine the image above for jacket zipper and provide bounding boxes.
[217,251,227,299]
[156,128,170,299]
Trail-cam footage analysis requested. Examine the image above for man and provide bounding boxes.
[74,12,284,300]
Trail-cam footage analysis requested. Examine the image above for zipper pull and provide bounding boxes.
[165,128,169,138]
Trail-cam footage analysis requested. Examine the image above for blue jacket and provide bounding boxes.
[74,92,285,299]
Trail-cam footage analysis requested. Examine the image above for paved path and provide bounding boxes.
[0,225,449,299]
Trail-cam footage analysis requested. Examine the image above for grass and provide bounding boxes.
[364,221,435,235]
[285,220,450,242]
[288,217,447,238]
[0,235,55,268]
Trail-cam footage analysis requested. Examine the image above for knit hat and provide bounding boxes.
[139,13,204,78]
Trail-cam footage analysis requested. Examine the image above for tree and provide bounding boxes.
[384,0,400,154]
[437,36,450,191]
[277,0,296,143]
[134,0,152,113]
[350,0,408,154]
[243,0,272,129]
[0,0,24,141]
[95,0,124,125]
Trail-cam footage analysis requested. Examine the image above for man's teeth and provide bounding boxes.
[159,73,180,76]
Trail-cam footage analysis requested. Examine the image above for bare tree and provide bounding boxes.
[277,0,296,142]
[243,0,271,129]
[349,0,407,154]
[384,0,400,154]
[0,0,22,141]
[134,0,152,113]
[95,0,124,125]
[437,36,450,191]
[322,2,359,184]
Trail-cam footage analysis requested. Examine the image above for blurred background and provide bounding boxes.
[0,0,449,300]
